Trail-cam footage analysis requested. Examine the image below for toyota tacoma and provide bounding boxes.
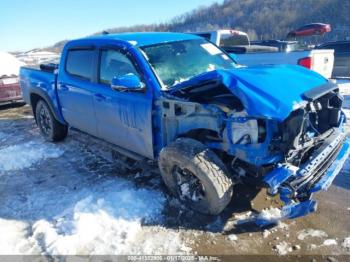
[19,33,350,225]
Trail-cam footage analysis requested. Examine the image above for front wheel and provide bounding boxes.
[35,100,68,142]
[159,138,233,215]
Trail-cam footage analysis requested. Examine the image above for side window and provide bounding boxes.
[99,49,140,85]
[65,49,94,80]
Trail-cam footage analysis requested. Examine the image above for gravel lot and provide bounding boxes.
[0,80,350,257]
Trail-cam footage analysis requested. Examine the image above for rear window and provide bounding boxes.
[65,49,94,80]
[219,34,249,46]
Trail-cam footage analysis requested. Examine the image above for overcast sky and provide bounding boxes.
[0,0,218,52]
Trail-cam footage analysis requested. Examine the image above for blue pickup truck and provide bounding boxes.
[20,32,350,225]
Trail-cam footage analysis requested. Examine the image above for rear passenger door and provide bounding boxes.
[57,48,98,135]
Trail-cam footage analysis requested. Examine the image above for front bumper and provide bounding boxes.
[258,129,350,226]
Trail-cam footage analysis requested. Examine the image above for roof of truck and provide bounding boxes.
[85,32,201,47]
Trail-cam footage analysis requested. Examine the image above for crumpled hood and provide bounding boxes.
[170,64,328,121]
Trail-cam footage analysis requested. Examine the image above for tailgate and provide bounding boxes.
[310,49,334,79]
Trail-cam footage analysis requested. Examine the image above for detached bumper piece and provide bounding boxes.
[258,131,350,227]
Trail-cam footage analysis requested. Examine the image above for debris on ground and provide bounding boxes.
[293,245,301,250]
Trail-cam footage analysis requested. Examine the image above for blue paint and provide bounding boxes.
[260,136,350,225]
[264,166,297,195]
[310,137,350,193]
[279,186,294,204]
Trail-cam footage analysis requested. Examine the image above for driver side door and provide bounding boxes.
[93,46,154,158]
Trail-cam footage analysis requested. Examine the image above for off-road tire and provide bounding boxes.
[159,138,233,215]
[35,100,68,142]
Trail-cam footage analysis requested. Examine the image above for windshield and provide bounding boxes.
[140,39,236,89]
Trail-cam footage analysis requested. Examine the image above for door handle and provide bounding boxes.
[58,83,69,91]
[95,93,107,101]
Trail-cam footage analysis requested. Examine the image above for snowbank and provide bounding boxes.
[0,141,64,171]
[0,177,190,255]
[0,219,31,254]
[0,52,24,77]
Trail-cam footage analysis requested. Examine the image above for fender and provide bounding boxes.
[30,88,66,125]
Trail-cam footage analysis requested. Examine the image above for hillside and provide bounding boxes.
[44,0,350,52]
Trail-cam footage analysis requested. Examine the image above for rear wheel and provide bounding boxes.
[159,138,233,215]
[35,100,68,142]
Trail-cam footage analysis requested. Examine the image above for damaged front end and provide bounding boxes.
[261,83,350,226]
[160,66,350,225]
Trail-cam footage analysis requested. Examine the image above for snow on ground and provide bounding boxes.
[25,184,170,255]
[263,229,271,238]
[0,219,31,254]
[256,207,282,225]
[342,237,350,250]
[323,239,337,246]
[0,140,64,172]
[0,126,191,255]
[0,131,6,141]
[0,175,191,255]
[274,241,292,255]
[233,207,283,226]
[227,234,238,242]
[297,229,328,240]
[233,211,255,225]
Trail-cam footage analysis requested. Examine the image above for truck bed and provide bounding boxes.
[19,65,64,124]
[20,66,57,105]
[234,49,335,79]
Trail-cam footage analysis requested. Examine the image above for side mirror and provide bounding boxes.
[111,74,144,91]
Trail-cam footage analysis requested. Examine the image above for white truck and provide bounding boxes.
[194,30,335,79]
